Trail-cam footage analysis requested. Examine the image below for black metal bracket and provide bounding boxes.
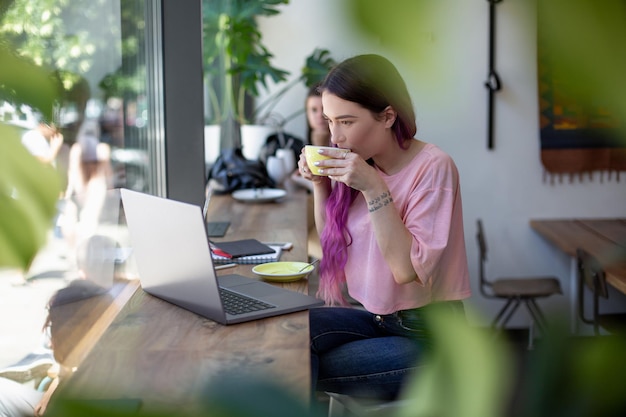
[485,0,503,150]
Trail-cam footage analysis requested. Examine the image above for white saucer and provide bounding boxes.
[231,188,286,203]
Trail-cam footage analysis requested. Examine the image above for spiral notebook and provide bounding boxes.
[212,245,282,264]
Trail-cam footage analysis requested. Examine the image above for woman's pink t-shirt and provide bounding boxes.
[344,143,471,314]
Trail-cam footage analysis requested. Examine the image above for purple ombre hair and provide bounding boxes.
[317,54,417,305]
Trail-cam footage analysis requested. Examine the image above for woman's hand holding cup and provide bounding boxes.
[303,145,351,176]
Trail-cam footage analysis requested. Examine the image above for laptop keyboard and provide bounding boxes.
[219,288,275,316]
[206,221,231,237]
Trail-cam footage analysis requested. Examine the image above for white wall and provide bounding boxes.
[258,0,626,327]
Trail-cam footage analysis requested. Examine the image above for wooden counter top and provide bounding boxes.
[54,188,314,414]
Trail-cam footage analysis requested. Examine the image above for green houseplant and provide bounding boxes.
[202,0,289,152]
[236,47,335,160]
[255,47,336,126]
[202,0,335,159]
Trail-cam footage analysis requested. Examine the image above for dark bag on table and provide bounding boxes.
[207,148,275,194]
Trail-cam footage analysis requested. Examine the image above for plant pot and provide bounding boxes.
[241,124,276,161]
[204,125,221,165]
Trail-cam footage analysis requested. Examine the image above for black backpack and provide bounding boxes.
[207,148,275,194]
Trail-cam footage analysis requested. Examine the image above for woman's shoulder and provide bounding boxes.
[412,141,456,168]
[402,141,460,189]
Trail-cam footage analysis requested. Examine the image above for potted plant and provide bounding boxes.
[202,0,335,161]
[253,47,336,126]
[238,47,336,161]
[202,0,289,157]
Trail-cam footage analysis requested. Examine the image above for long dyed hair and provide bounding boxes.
[317,54,417,305]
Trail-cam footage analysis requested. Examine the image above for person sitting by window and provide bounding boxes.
[297,54,471,401]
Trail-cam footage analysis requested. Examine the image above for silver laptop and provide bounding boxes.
[120,188,323,324]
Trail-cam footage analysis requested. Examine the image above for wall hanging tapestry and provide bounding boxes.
[537,0,626,183]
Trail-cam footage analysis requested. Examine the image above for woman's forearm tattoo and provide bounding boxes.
[367,190,393,213]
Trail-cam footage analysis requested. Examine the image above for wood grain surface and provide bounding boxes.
[530,218,626,294]
[55,188,315,413]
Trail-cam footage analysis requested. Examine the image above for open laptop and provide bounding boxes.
[120,188,323,324]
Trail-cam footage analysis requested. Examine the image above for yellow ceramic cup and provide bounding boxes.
[304,145,350,176]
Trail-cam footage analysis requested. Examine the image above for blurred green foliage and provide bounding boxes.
[0,0,116,93]
[0,46,60,119]
[400,309,512,417]
[0,45,61,270]
[516,319,626,417]
[0,0,122,270]
[0,123,61,270]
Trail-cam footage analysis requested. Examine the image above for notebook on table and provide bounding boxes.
[120,188,323,325]
[211,245,282,265]
[210,238,275,258]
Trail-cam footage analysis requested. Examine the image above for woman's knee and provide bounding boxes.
[309,307,377,354]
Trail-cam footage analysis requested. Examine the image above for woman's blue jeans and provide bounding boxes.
[309,301,465,400]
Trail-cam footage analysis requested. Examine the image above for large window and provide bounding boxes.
[0,0,180,366]
[1,0,167,195]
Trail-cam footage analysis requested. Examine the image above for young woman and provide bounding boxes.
[297,54,471,400]
[305,83,331,147]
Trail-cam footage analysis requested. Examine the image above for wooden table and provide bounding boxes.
[54,189,314,414]
[530,218,626,331]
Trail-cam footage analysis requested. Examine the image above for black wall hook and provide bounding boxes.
[485,0,503,150]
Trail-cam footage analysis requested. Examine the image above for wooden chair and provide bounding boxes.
[576,248,626,335]
[476,219,562,341]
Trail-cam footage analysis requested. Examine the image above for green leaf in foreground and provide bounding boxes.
[0,123,61,270]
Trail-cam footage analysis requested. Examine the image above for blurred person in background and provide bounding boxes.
[58,119,114,275]
[21,120,64,167]
[305,82,331,148]
[0,234,116,416]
